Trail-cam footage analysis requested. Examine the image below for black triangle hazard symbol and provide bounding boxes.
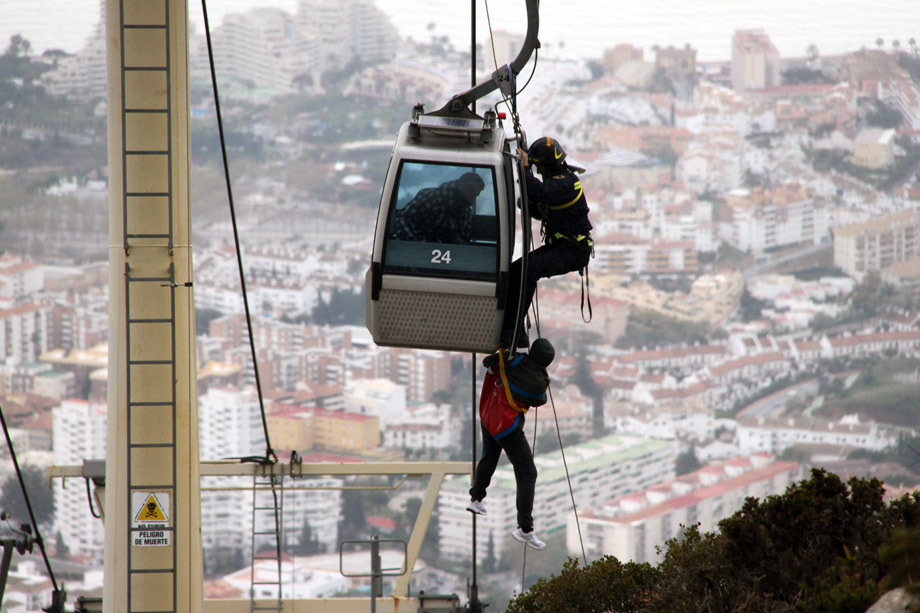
[135,493,167,522]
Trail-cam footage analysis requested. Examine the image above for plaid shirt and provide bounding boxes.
[392,180,473,244]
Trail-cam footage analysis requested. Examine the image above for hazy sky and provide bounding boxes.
[1,0,917,62]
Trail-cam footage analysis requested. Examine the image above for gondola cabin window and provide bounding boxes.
[383,161,498,281]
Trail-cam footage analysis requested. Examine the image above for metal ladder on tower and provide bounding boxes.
[250,464,284,613]
[119,1,182,609]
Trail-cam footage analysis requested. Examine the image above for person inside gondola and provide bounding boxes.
[466,337,555,551]
[501,137,593,348]
[391,171,485,244]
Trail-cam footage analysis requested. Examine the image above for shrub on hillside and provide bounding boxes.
[506,470,920,612]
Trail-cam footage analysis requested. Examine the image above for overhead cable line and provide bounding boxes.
[201,0,276,464]
[0,402,59,592]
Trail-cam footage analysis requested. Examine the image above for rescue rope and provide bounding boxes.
[521,407,539,589]
[547,383,588,566]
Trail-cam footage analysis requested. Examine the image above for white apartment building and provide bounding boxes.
[592,238,649,276]
[193,282,247,314]
[0,254,43,308]
[197,387,343,563]
[383,418,451,451]
[210,9,301,93]
[350,0,400,63]
[243,247,322,281]
[437,435,677,563]
[0,303,52,365]
[675,147,743,195]
[53,399,108,561]
[611,400,716,441]
[201,474,344,566]
[735,414,902,454]
[195,386,264,566]
[852,128,896,169]
[392,349,451,404]
[221,558,347,600]
[731,30,780,92]
[40,1,107,99]
[573,454,802,563]
[343,377,406,425]
[198,387,265,460]
[880,77,920,132]
[833,209,920,280]
[820,330,920,360]
[592,240,698,276]
[530,386,593,441]
[720,187,829,254]
[249,277,320,316]
[297,0,397,73]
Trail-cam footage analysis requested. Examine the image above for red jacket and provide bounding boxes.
[479,366,524,440]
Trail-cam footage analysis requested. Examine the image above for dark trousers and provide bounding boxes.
[469,422,537,532]
[502,240,591,335]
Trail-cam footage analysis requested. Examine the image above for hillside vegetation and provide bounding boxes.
[508,470,920,612]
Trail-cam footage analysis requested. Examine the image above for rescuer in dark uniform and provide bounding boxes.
[501,137,593,348]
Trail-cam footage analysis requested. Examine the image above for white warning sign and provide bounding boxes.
[132,492,171,547]
[133,528,170,547]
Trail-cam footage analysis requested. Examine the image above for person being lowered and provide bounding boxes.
[391,171,485,244]
[466,338,556,550]
[501,137,593,348]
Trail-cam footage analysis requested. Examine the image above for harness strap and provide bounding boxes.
[551,232,591,244]
[497,348,528,414]
[580,238,595,323]
[580,263,593,323]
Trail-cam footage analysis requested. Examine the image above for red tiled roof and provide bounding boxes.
[366,515,396,531]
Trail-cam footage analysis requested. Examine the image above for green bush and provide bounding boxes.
[506,470,920,612]
[505,556,660,613]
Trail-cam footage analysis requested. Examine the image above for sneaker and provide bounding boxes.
[512,527,546,550]
[466,499,488,516]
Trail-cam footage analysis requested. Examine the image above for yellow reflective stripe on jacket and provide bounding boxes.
[546,182,583,211]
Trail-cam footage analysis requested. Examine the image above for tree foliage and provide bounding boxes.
[312,286,365,326]
[506,555,661,613]
[865,100,903,129]
[0,464,54,525]
[739,288,766,321]
[674,447,702,476]
[615,308,709,350]
[507,470,920,612]
[293,520,322,555]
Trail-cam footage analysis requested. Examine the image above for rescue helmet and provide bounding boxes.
[527,137,566,169]
[528,337,555,368]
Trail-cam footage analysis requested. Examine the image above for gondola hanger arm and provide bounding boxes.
[429,0,540,116]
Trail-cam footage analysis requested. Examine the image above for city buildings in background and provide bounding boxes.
[2,0,920,606]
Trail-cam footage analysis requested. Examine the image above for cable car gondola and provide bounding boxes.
[365,106,516,352]
[366,0,539,353]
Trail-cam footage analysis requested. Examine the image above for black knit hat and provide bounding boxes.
[528,338,555,367]
[458,171,485,190]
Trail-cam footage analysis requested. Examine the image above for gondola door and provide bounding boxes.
[367,119,515,352]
